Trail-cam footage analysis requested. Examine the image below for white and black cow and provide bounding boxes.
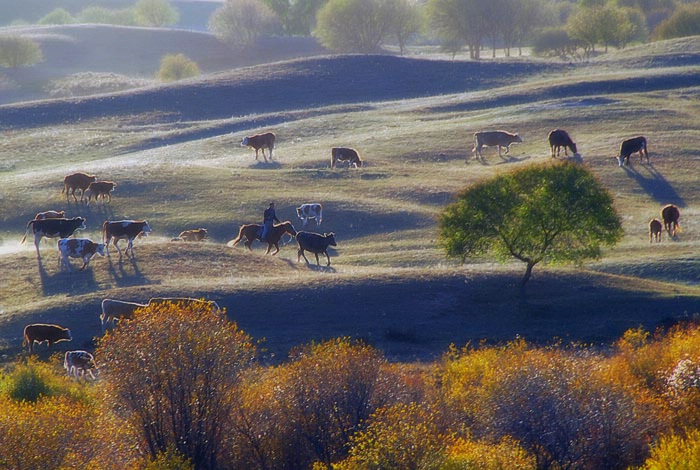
[64,350,98,380]
[296,203,323,227]
[58,238,106,272]
[296,231,337,267]
[617,136,648,166]
[20,217,87,253]
[103,220,152,259]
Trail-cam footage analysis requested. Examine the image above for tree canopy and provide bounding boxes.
[438,162,623,285]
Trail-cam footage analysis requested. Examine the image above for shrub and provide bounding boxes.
[38,8,75,25]
[209,0,280,46]
[640,429,700,469]
[134,0,180,27]
[315,0,396,53]
[0,35,43,68]
[0,358,87,403]
[143,446,194,470]
[532,27,580,58]
[77,6,138,25]
[97,300,257,470]
[652,4,700,40]
[157,53,201,82]
[442,436,536,470]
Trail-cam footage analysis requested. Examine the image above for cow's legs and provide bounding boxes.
[324,250,331,266]
[34,233,42,254]
[314,253,320,266]
[298,249,310,264]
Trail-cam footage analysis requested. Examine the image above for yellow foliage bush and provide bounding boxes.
[442,436,536,470]
[640,429,700,469]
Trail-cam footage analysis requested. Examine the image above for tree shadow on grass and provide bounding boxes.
[622,163,685,207]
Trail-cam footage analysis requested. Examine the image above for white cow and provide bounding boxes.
[64,350,98,380]
[296,203,323,227]
[58,238,105,271]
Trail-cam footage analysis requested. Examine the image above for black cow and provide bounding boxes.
[617,136,648,166]
[548,129,578,158]
[296,231,337,266]
[20,217,87,253]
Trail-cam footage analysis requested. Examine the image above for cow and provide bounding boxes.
[548,129,578,159]
[103,220,152,259]
[172,228,208,242]
[661,204,681,237]
[64,350,98,380]
[472,131,523,160]
[85,181,117,206]
[58,238,106,272]
[35,210,65,220]
[100,298,147,331]
[23,323,72,353]
[63,172,97,202]
[296,203,323,227]
[147,297,221,311]
[616,136,648,166]
[649,218,663,243]
[331,147,363,168]
[20,217,87,253]
[296,231,337,267]
[241,132,275,162]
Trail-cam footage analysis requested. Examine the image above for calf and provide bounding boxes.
[35,210,65,220]
[23,323,72,353]
[64,351,98,380]
[296,231,337,267]
[241,132,275,162]
[548,129,578,158]
[473,131,523,160]
[172,228,208,242]
[649,218,663,243]
[85,181,116,206]
[617,136,648,166]
[58,238,105,272]
[331,147,363,168]
[296,203,323,227]
[20,217,87,253]
[100,298,147,331]
[103,220,152,258]
[63,172,97,202]
[661,204,681,237]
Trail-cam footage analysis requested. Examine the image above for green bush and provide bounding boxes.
[134,0,180,27]
[532,27,580,58]
[77,6,138,26]
[38,8,75,25]
[652,4,700,40]
[0,35,43,68]
[157,53,201,82]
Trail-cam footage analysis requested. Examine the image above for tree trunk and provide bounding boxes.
[521,261,536,286]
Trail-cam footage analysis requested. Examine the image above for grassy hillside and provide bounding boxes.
[0,38,699,362]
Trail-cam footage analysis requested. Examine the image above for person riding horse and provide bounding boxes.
[261,202,280,242]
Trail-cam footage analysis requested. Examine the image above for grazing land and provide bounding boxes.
[0,31,698,363]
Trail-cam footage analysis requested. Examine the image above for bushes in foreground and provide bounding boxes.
[2,301,700,469]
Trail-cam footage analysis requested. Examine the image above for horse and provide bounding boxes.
[229,221,297,255]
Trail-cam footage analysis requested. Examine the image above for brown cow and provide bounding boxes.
[23,323,72,353]
[35,210,65,220]
[296,231,337,267]
[548,129,578,159]
[100,298,147,332]
[649,218,662,243]
[63,172,97,202]
[172,228,208,242]
[472,131,523,160]
[85,181,117,206]
[241,132,276,162]
[331,147,363,168]
[661,204,681,237]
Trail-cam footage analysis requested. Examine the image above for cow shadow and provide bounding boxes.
[250,161,282,170]
[106,255,151,287]
[36,252,101,297]
[300,263,337,273]
[622,163,685,207]
[467,154,530,166]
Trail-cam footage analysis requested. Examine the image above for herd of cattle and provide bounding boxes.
[15,128,686,380]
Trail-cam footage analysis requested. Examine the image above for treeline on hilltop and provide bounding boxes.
[2,301,700,469]
[3,0,700,61]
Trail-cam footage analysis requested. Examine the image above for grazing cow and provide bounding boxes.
[35,210,65,220]
[64,350,98,380]
[103,220,152,258]
[548,129,578,158]
[85,181,117,206]
[172,228,208,242]
[617,136,648,166]
[296,231,337,267]
[296,203,323,227]
[241,132,276,162]
[331,147,363,168]
[649,218,663,243]
[63,172,97,202]
[472,131,523,160]
[20,217,87,253]
[23,323,72,353]
[100,298,147,331]
[58,238,106,271]
[661,204,681,237]
[147,297,221,311]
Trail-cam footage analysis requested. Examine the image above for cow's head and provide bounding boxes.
[296,206,304,218]
[75,217,87,230]
[62,328,73,341]
[141,221,152,236]
[514,134,523,143]
[325,232,337,247]
[241,136,249,147]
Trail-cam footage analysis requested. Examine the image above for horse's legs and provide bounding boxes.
[270,243,280,255]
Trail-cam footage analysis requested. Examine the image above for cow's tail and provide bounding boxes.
[20,219,35,244]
